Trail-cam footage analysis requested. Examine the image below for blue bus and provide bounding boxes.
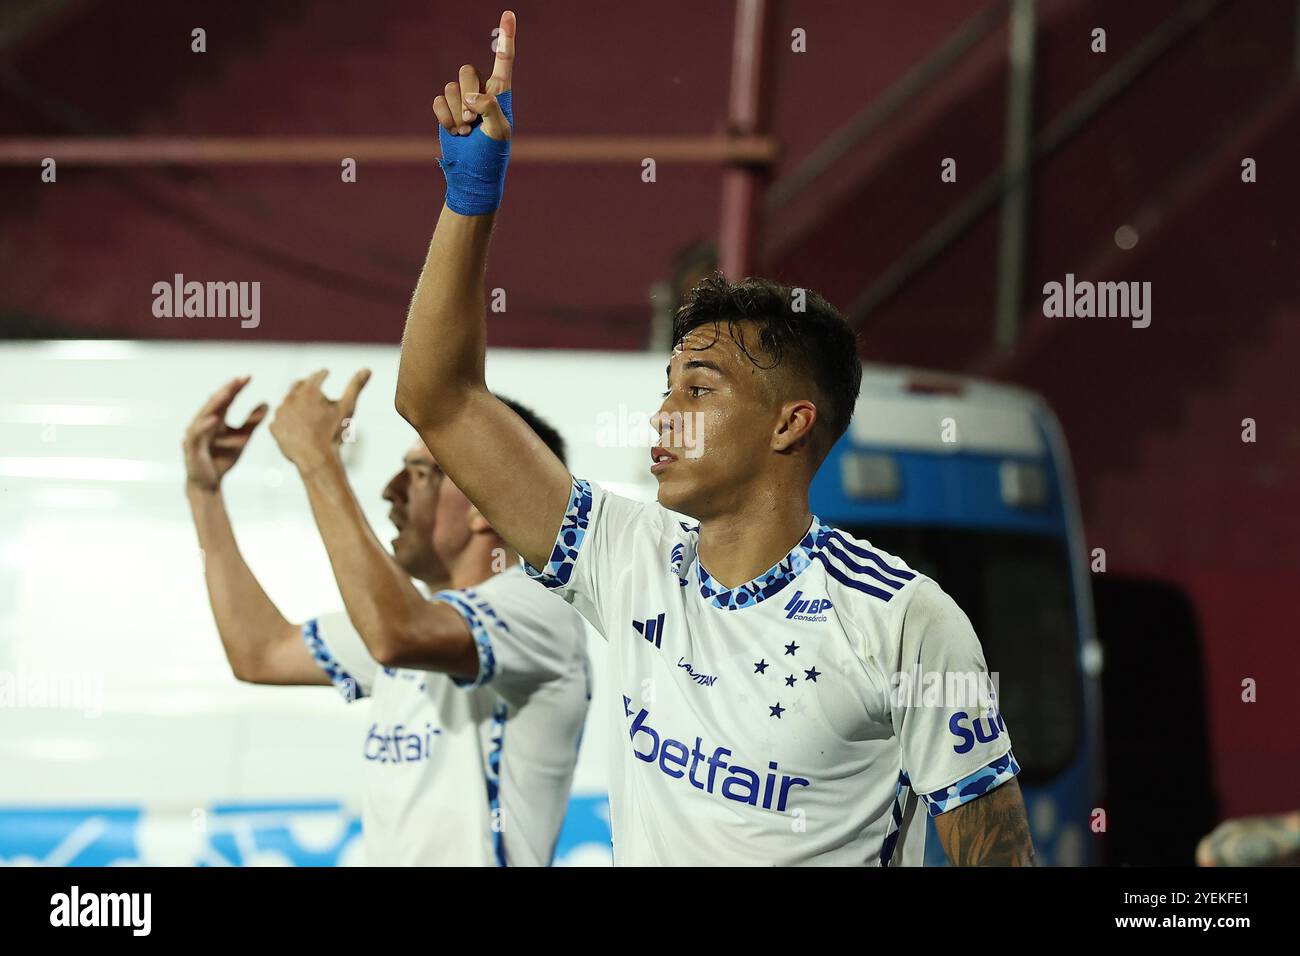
[811,365,1103,865]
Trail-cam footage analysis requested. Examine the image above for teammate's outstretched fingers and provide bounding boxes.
[197,375,249,422]
[187,413,221,446]
[339,369,372,420]
[233,402,270,436]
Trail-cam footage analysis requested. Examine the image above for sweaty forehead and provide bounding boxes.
[671,322,763,375]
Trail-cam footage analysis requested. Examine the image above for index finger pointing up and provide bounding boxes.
[487,10,516,94]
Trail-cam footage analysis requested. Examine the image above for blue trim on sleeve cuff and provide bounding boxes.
[920,749,1020,817]
[433,589,500,690]
[301,619,365,702]
[522,476,592,590]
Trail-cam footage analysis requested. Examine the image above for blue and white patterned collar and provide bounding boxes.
[695,517,830,610]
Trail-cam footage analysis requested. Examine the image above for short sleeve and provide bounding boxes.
[431,567,588,699]
[301,611,379,702]
[522,476,660,638]
[892,580,1019,816]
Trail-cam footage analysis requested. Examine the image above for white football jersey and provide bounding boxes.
[302,565,591,866]
[525,478,1018,866]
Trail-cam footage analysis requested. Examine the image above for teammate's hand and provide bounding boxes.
[434,9,515,143]
[269,368,371,474]
[183,377,269,493]
[1196,810,1300,866]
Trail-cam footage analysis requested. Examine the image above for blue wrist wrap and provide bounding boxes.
[438,90,514,215]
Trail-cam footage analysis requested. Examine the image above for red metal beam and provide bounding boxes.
[0,135,778,166]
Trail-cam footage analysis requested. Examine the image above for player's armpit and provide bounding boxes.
[933,777,1036,866]
[400,388,573,573]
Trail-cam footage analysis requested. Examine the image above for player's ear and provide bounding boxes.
[467,503,493,535]
[772,399,817,453]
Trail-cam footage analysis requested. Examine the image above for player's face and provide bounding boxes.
[382,441,449,583]
[652,322,780,519]
[430,472,479,569]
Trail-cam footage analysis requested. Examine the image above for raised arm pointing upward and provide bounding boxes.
[396,9,570,574]
[396,10,1035,867]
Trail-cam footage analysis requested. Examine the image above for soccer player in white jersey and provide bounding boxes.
[395,10,1034,865]
[183,370,589,866]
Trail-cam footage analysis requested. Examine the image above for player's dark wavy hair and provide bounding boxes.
[499,396,567,466]
[671,273,862,456]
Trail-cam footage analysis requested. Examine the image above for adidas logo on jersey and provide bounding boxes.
[783,590,833,622]
[632,612,665,648]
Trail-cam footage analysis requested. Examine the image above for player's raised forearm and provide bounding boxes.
[298,454,472,673]
[187,487,300,681]
[395,208,496,428]
[393,12,567,571]
[397,11,515,429]
[182,378,311,683]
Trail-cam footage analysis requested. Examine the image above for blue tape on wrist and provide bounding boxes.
[438,90,514,216]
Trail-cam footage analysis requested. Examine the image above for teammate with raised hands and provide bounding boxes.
[184,369,589,866]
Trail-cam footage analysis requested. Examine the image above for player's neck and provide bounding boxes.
[417,574,452,593]
[413,561,451,593]
[696,497,813,590]
[447,533,514,589]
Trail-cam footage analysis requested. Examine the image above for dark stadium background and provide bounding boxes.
[2,0,1298,864]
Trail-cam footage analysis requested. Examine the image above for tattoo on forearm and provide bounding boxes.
[936,778,1036,866]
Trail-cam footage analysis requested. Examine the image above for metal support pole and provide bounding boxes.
[1294,0,1300,73]
[719,0,775,281]
[993,0,1036,351]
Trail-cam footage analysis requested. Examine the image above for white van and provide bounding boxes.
[0,342,1098,865]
